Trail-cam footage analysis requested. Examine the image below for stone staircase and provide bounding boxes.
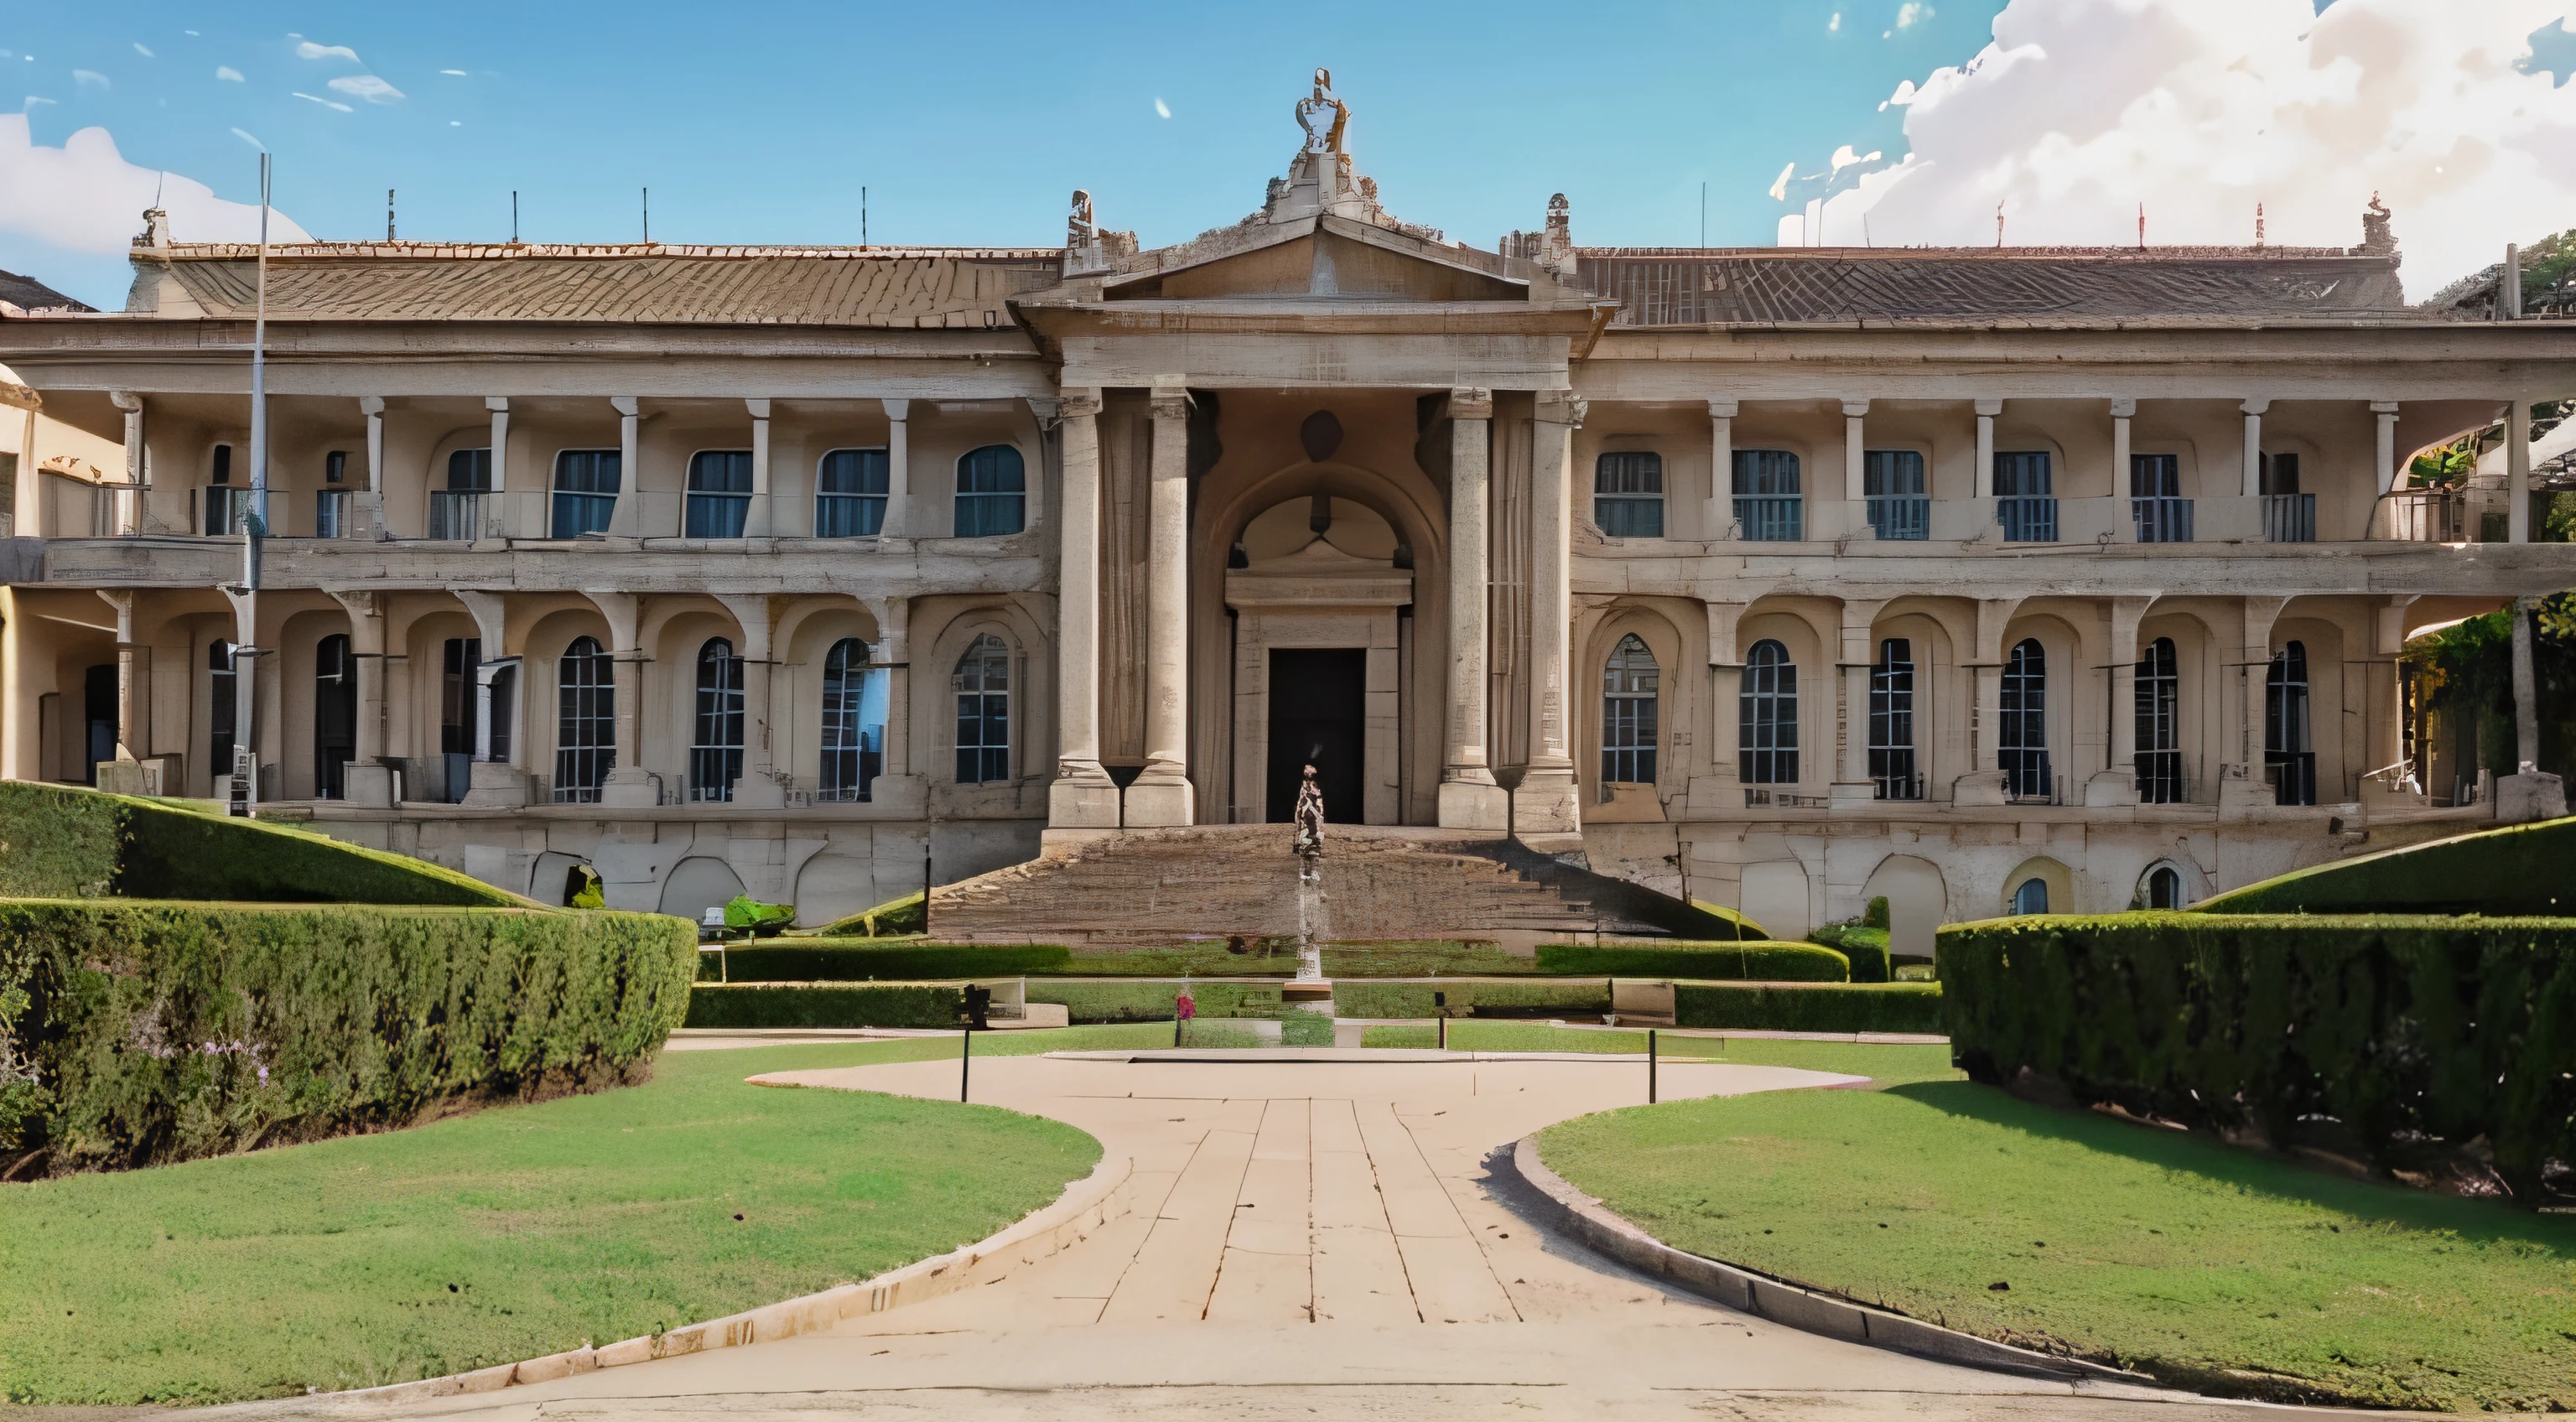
[928,825,1719,948]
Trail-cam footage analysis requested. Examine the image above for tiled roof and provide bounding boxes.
[135,243,1062,326]
[1575,247,2423,326]
[0,267,93,313]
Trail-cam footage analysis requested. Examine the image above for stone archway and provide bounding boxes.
[1861,854,1947,962]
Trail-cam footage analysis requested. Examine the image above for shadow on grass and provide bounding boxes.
[1888,1079,2576,1251]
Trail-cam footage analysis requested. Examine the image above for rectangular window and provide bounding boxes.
[1862,449,1927,540]
[953,445,1026,537]
[1869,638,1918,799]
[687,450,753,538]
[1592,452,1665,538]
[315,489,351,538]
[2259,451,2300,496]
[816,448,889,537]
[325,450,348,485]
[212,444,233,485]
[204,487,257,536]
[1994,451,2057,542]
[551,449,621,539]
[2130,454,2190,542]
[1731,449,1802,542]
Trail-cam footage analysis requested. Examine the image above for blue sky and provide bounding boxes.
[4,1,2571,310]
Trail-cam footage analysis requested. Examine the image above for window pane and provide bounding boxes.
[1993,452,2053,497]
[820,448,890,495]
[1594,497,1663,538]
[447,449,493,493]
[688,450,754,493]
[1862,450,1924,497]
[1732,449,1800,496]
[957,445,1026,494]
[1594,452,1663,495]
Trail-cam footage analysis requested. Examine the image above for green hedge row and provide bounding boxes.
[0,900,696,1174]
[2194,815,2576,916]
[0,782,527,907]
[1329,978,1611,1020]
[705,941,1073,982]
[1806,925,1892,983]
[1938,912,2576,1202]
[1673,981,1942,1034]
[683,982,964,1030]
[1535,941,1850,981]
[1024,980,1295,1024]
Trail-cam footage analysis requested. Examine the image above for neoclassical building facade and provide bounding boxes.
[3,88,2572,945]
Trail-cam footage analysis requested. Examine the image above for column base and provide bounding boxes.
[463,761,535,807]
[343,763,397,807]
[1124,776,1195,828]
[2081,769,2139,808]
[1049,777,1123,828]
[1511,765,1581,836]
[2496,770,2567,824]
[599,770,662,809]
[1436,779,1510,831]
[1950,770,2007,807]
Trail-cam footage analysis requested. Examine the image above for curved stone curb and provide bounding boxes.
[307,1150,1137,1409]
[1498,1135,2163,1390]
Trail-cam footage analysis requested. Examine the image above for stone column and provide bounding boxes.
[109,392,143,535]
[1690,600,1748,814]
[1128,381,1196,827]
[880,399,912,537]
[865,594,925,813]
[2110,397,2134,493]
[2086,596,2151,807]
[92,591,146,777]
[328,589,395,805]
[2222,596,2289,814]
[1048,390,1118,828]
[1707,399,1737,537]
[2497,594,2568,821]
[2371,402,2401,496]
[719,593,782,806]
[484,397,510,540]
[1514,390,1583,837]
[1952,596,2018,806]
[745,399,773,537]
[359,396,387,540]
[2239,399,2267,499]
[1439,387,1507,830]
[589,590,657,807]
[1830,599,1886,808]
[1973,398,2002,497]
[221,587,258,811]
[1841,398,1868,502]
[609,397,641,538]
[2507,397,2532,543]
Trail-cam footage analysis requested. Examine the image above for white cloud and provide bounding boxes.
[1154,96,1171,118]
[231,127,265,150]
[0,115,311,250]
[439,69,466,76]
[133,43,156,59]
[328,74,403,103]
[293,91,354,112]
[216,65,244,82]
[1895,2,1933,29]
[1797,0,2576,293]
[293,41,360,63]
[1830,12,1843,31]
[1768,160,1796,201]
[24,96,55,109]
[72,70,109,91]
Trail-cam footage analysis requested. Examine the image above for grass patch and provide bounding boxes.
[0,1028,1159,1406]
[1537,1081,2576,1411]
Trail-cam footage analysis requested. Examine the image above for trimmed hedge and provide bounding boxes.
[683,982,963,1030]
[707,940,1073,982]
[1687,900,1769,941]
[1535,940,1851,982]
[1024,980,1303,1023]
[816,890,927,938]
[1674,981,1942,1034]
[1938,912,2576,1202]
[2194,814,2576,916]
[0,782,529,907]
[0,900,695,1174]
[1329,978,1611,1020]
[1807,924,1892,983]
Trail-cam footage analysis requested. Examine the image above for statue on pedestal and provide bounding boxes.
[1292,762,1326,878]
[1295,68,1349,156]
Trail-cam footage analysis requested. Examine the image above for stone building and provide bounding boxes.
[3,77,2571,947]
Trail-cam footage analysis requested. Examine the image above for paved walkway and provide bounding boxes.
[229,1052,2453,1421]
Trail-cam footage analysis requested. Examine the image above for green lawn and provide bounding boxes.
[0,1025,1167,1407]
[1539,1081,2576,1412]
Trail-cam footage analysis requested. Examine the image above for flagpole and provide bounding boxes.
[238,151,271,816]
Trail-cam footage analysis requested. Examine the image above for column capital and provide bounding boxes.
[1025,395,1062,428]
[2369,400,2402,415]
[745,398,771,420]
[610,396,639,418]
[1840,398,1871,418]
[1446,387,1494,421]
[881,397,911,422]
[1973,397,2004,418]
[1706,397,1739,419]
[1536,390,1586,426]
[325,588,382,620]
[2108,397,2137,418]
[484,397,510,413]
[109,390,143,413]
[1057,388,1104,421]
[359,395,387,417]
[2238,397,2271,416]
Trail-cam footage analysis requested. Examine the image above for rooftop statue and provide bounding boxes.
[1295,68,1349,156]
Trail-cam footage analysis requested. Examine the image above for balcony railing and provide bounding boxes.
[1743,786,1830,808]
[2131,496,2194,543]
[203,486,257,537]
[2267,750,2318,807]
[1865,495,1929,541]
[2262,492,2315,543]
[428,490,487,541]
[2382,490,2468,542]
[1733,496,1802,542]
[1874,771,1926,801]
[1997,496,2058,542]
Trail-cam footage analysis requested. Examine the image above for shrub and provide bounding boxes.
[1862,895,1890,930]
[683,982,963,1030]
[1673,981,1942,1034]
[722,895,795,937]
[0,900,695,1174]
[0,782,528,907]
[706,941,1072,982]
[1327,978,1611,1019]
[1937,912,2576,1204]
[1535,940,1850,982]
[1027,980,1293,1023]
[1687,900,1769,941]
[1807,924,1892,983]
[2193,814,2576,916]
[817,890,927,937]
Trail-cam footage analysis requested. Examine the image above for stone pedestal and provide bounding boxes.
[464,760,535,807]
[1511,766,1581,836]
[1436,780,1509,831]
[343,763,397,807]
[1124,778,1195,828]
[2496,770,2568,824]
[600,769,662,808]
[1049,776,1122,828]
[1950,770,2007,807]
[2081,768,2139,808]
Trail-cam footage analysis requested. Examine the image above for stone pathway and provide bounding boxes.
[220,1052,2459,1422]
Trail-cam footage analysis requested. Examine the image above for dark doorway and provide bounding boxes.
[314,635,357,800]
[82,664,117,785]
[1267,648,1365,823]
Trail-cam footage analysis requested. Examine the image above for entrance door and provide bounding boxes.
[1267,647,1365,823]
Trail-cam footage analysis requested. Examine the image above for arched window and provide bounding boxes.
[551,449,621,539]
[1601,635,1659,785]
[2143,864,2184,910]
[2012,877,2050,915]
[690,637,744,802]
[953,633,1011,783]
[1593,453,1664,538]
[954,445,1026,537]
[1870,637,1917,799]
[2134,636,2181,803]
[1731,450,1801,542]
[208,638,238,786]
[554,636,614,803]
[2000,637,2050,801]
[820,637,888,802]
[816,448,889,537]
[686,451,754,538]
[1739,639,1799,785]
[430,448,492,539]
[315,635,356,800]
[2267,640,2314,806]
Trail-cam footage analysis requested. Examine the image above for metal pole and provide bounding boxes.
[249,153,269,534]
[959,1024,970,1103]
[1649,1029,1658,1104]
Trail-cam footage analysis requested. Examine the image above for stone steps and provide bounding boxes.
[928,825,1677,947]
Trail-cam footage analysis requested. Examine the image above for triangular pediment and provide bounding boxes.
[1104,218,1527,304]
